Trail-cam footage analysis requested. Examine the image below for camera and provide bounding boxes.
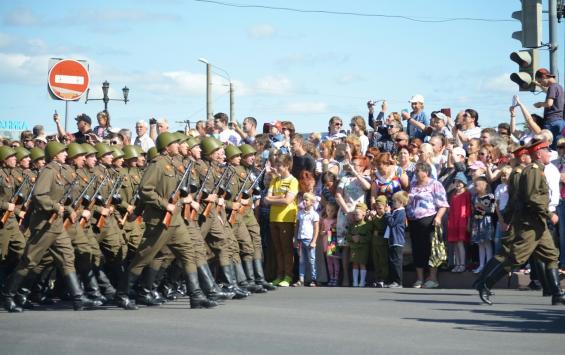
[367,100,376,107]
[149,118,157,125]
[455,123,463,130]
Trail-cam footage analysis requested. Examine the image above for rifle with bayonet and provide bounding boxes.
[96,175,123,229]
[79,175,109,229]
[120,184,141,226]
[63,175,96,230]
[18,179,36,226]
[229,166,266,224]
[162,160,193,228]
[1,175,30,226]
[181,162,198,222]
[48,177,78,224]
[202,166,230,218]
[216,169,235,213]
[190,166,212,221]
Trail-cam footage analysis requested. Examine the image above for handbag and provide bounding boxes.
[429,225,447,268]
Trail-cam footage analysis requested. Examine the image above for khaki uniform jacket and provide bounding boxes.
[140,154,184,227]
[502,165,524,224]
[0,167,24,221]
[517,160,552,225]
[28,161,76,233]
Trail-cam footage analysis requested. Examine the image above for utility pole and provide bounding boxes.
[549,0,560,81]
[206,62,213,121]
[229,82,234,123]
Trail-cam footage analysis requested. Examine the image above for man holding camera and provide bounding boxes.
[401,94,429,140]
[533,68,565,149]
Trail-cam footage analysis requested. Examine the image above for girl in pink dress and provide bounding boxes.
[447,172,471,272]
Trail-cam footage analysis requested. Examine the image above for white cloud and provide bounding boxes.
[247,24,276,39]
[481,73,516,93]
[0,53,46,84]
[255,75,293,95]
[285,101,329,114]
[0,33,15,48]
[336,73,362,85]
[3,8,39,26]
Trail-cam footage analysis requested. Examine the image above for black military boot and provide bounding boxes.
[546,268,565,305]
[473,257,500,291]
[135,268,163,306]
[187,272,217,309]
[2,271,26,313]
[477,260,507,305]
[95,267,116,302]
[243,259,266,293]
[220,265,248,299]
[232,263,252,296]
[253,259,276,291]
[530,258,551,296]
[82,269,107,304]
[197,264,234,301]
[65,272,103,311]
[114,272,139,310]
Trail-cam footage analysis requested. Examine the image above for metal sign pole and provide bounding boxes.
[65,100,69,132]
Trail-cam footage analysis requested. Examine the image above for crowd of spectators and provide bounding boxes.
[3,67,564,288]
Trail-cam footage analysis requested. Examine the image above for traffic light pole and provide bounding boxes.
[549,0,559,81]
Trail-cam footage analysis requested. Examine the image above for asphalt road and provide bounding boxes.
[1,288,563,355]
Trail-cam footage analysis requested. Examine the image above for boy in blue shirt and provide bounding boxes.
[384,191,409,288]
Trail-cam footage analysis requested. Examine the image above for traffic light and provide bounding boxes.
[510,49,539,92]
[512,0,542,48]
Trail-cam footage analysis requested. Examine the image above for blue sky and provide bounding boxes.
[0,0,564,135]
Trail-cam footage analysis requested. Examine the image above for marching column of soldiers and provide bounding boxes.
[0,131,274,312]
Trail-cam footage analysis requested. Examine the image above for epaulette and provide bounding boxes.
[531,163,539,169]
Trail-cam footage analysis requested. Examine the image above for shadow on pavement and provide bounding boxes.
[406,308,565,333]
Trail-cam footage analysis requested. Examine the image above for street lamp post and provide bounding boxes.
[198,58,234,122]
[85,80,129,115]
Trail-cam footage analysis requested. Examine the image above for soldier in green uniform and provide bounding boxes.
[474,145,530,293]
[29,147,46,171]
[198,137,248,298]
[239,144,276,291]
[0,147,28,289]
[117,145,143,267]
[115,132,217,310]
[477,139,565,305]
[92,143,126,287]
[2,141,102,312]
[81,143,116,302]
[224,145,265,293]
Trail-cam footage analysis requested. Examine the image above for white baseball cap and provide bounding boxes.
[409,94,425,104]
[433,112,448,121]
[452,147,466,158]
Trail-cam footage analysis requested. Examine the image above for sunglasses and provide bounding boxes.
[395,138,407,142]
[333,123,342,127]
[110,140,119,145]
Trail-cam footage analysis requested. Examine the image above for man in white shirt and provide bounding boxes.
[134,120,155,152]
[214,112,241,145]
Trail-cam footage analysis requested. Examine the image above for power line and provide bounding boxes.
[194,0,515,23]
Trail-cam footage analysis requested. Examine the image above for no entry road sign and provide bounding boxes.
[48,59,90,101]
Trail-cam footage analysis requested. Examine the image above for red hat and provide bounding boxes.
[512,145,529,158]
[271,120,283,131]
[527,139,549,154]
[535,68,555,78]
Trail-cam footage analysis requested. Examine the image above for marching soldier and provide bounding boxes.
[0,147,27,289]
[239,144,276,291]
[29,147,46,171]
[2,141,102,312]
[115,132,217,310]
[477,139,565,305]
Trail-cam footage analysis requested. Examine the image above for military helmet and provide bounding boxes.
[122,145,139,160]
[156,132,180,152]
[29,147,46,162]
[201,137,222,156]
[186,137,200,150]
[239,144,256,157]
[111,147,124,159]
[67,143,86,159]
[45,141,66,161]
[14,147,30,161]
[173,132,189,144]
[94,143,113,159]
[225,145,242,160]
[147,147,159,161]
[81,143,97,156]
[0,146,17,161]
[133,145,145,155]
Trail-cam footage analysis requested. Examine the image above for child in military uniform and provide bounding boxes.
[368,195,388,288]
[346,203,372,287]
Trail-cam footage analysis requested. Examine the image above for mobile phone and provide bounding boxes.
[512,96,518,107]
[440,108,451,117]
